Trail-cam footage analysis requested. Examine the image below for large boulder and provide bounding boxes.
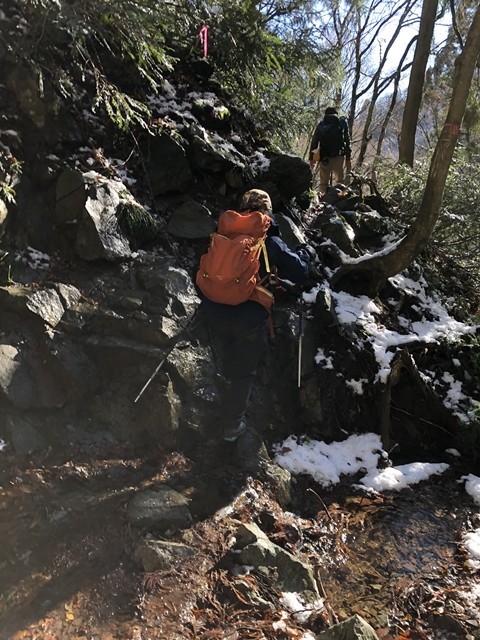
[263,154,311,199]
[190,127,244,173]
[75,178,131,261]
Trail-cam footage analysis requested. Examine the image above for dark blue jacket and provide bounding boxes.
[310,114,351,161]
[199,216,310,326]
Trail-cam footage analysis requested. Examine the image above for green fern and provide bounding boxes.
[94,75,152,130]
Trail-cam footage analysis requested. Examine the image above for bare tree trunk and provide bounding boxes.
[375,38,415,159]
[347,0,418,139]
[332,4,480,297]
[398,0,439,166]
[356,1,418,166]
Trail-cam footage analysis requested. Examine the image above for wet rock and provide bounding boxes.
[314,211,359,258]
[133,536,195,572]
[191,95,230,131]
[316,614,379,640]
[235,522,319,601]
[340,210,392,242]
[190,127,243,173]
[136,263,199,317]
[127,485,193,532]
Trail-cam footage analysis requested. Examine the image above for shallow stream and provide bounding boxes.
[295,471,480,638]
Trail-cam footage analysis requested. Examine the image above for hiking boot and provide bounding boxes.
[234,427,271,474]
[223,417,247,442]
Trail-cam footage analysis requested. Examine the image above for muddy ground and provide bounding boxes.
[1,435,480,640]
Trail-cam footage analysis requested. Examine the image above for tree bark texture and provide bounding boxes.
[398,0,439,166]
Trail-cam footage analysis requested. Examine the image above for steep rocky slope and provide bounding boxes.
[1,4,480,639]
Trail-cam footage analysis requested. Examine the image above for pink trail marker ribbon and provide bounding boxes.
[199,25,209,57]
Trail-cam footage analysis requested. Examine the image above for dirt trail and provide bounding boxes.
[0,446,150,639]
[1,442,479,640]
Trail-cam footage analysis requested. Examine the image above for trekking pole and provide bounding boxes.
[133,307,201,403]
[297,295,304,388]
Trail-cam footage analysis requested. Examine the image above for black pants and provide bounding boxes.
[206,315,267,432]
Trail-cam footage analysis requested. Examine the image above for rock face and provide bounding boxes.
[0,84,333,455]
[0,14,476,472]
[147,133,194,195]
[0,168,471,465]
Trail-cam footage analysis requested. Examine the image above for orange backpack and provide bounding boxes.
[196,209,274,309]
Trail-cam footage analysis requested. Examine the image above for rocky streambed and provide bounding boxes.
[1,433,479,640]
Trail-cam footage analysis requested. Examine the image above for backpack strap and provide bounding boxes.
[261,240,271,275]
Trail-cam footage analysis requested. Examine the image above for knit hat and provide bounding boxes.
[240,189,272,214]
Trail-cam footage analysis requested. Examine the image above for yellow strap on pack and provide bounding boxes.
[260,239,270,274]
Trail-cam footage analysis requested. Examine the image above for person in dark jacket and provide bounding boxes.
[199,189,312,443]
[309,107,352,195]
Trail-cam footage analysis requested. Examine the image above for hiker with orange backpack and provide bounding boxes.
[195,189,314,447]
